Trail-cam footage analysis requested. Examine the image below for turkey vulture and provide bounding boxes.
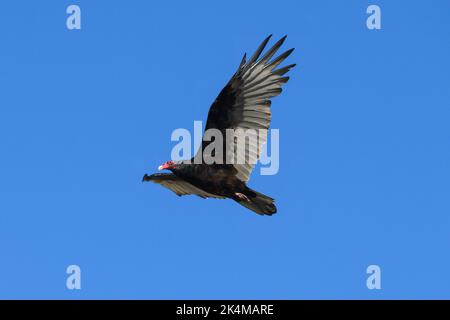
[143,35,295,215]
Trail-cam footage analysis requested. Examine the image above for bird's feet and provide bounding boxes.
[235,192,250,202]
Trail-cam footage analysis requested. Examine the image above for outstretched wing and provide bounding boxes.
[195,35,295,182]
[142,173,225,199]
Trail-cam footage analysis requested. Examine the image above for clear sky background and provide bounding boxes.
[0,0,449,299]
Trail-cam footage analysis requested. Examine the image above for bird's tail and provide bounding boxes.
[235,189,277,216]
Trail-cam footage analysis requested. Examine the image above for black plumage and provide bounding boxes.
[143,35,295,215]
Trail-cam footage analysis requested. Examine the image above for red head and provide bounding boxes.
[158,160,176,171]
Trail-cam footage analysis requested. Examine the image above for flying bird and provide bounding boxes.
[143,35,295,215]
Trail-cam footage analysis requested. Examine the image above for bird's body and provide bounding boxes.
[143,35,295,215]
[173,164,244,198]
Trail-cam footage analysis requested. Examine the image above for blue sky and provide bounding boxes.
[0,0,449,299]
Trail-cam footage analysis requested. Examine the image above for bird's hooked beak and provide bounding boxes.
[158,161,174,171]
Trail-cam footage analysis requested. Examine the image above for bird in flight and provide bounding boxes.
[143,35,295,215]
